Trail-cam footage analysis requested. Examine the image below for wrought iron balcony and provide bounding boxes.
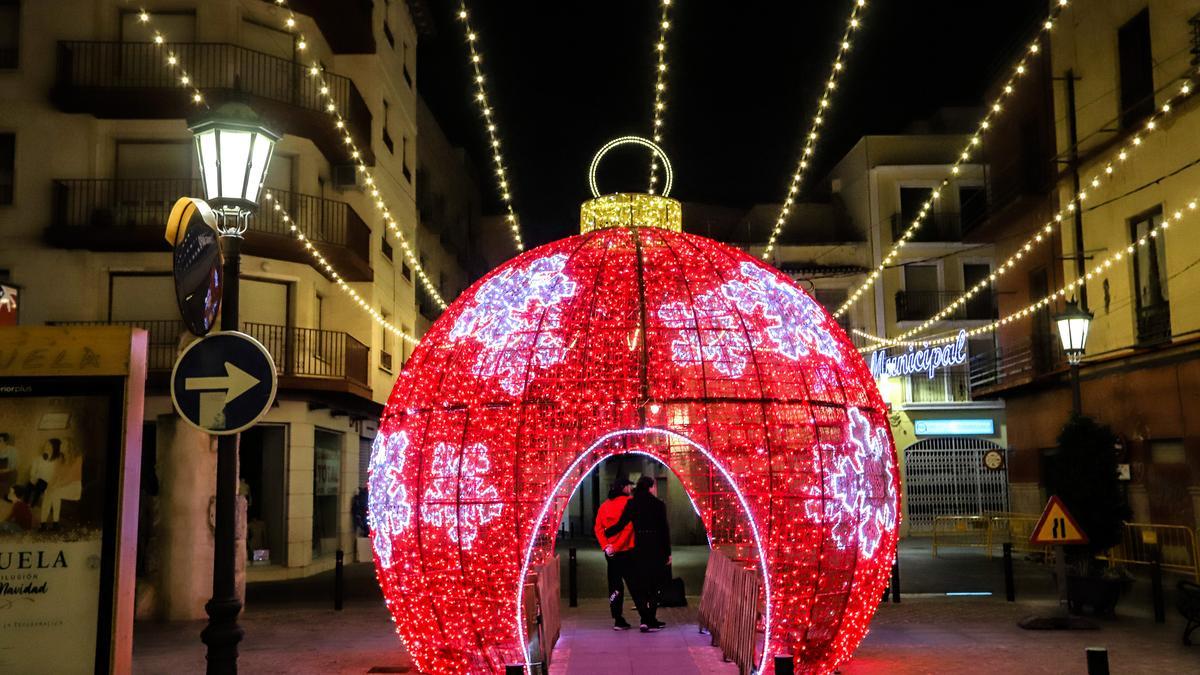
[895,290,996,322]
[53,41,373,165]
[50,320,370,397]
[968,333,1064,395]
[890,212,964,243]
[1136,301,1172,345]
[48,178,371,281]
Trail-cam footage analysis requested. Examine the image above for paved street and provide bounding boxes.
[132,541,1200,673]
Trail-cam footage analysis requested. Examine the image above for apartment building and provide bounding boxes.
[972,0,1200,529]
[0,0,488,619]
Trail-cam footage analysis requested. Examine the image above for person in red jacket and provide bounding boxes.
[594,477,638,630]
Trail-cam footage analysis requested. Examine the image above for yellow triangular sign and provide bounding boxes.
[1029,495,1089,545]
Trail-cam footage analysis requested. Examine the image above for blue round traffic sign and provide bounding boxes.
[170,331,277,435]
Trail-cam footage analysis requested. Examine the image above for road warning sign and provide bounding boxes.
[1029,495,1089,546]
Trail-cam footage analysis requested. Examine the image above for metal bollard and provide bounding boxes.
[1002,542,1015,602]
[1151,548,1165,624]
[335,549,345,611]
[891,558,901,603]
[1085,647,1109,675]
[774,654,795,675]
[568,547,578,608]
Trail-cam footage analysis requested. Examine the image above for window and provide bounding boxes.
[1118,8,1154,129]
[382,99,394,154]
[899,187,933,225]
[897,264,940,321]
[381,237,393,261]
[1130,208,1170,343]
[0,133,12,205]
[959,185,987,230]
[962,263,994,320]
[402,42,413,88]
[402,136,412,183]
[401,262,412,282]
[313,429,342,557]
[383,20,395,49]
[0,1,19,69]
[380,309,393,372]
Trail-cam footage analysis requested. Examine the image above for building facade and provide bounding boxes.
[0,0,488,619]
[973,0,1200,530]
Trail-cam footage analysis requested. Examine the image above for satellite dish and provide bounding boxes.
[167,197,224,337]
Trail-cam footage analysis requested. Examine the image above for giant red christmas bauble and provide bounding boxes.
[370,200,900,674]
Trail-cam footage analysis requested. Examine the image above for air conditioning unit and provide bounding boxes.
[331,163,364,191]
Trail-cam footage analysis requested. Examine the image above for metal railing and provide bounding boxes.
[895,289,996,321]
[891,212,964,242]
[243,322,369,389]
[50,319,186,372]
[698,548,761,675]
[51,179,369,257]
[1136,301,1172,345]
[55,41,366,128]
[1100,523,1200,581]
[968,334,1063,392]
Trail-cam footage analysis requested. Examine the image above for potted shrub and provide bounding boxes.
[1044,414,1132,615]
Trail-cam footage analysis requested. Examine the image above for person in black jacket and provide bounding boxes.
[605,475,671,632]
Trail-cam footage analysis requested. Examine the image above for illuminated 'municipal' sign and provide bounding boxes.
[869,330,968,380]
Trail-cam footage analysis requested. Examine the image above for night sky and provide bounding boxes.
[417,0,1047,247]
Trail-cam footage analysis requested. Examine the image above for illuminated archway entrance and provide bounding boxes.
[516,428,770,672]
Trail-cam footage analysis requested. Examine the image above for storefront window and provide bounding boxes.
[313,429,342,557]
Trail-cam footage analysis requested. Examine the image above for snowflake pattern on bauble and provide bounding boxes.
[421,442,504,549]
[807,408,896,559]
[448,253,577,395]
[722,261,841,361]
[658,291,751,377]
[368,431,413,569]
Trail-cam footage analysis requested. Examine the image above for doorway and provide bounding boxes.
[903,436,1009,532]
[241,424,288,566]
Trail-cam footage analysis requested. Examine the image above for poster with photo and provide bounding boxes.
[0,381,121,674]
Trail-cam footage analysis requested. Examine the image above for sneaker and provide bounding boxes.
[639,623,662,633]
[613,617,632,631]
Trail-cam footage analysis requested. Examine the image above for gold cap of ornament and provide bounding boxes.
[580,136,681,234]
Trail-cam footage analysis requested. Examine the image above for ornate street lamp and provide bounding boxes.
[1054,298,1093,414]
[189,103,278,674]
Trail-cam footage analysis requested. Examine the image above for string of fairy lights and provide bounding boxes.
[832,0,1073,320]
[456,1,526,252]
[647,0,674,194]
[855,196,1194,349]
[134,8,418,344]
[759,0,868,261]
[859,72,1197,347]
[264,0,449,311]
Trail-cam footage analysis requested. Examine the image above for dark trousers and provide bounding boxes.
[606,551,632,620]
[628,551,662,624]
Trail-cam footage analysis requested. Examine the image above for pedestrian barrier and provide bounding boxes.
[698,548,761,675]
[1099,523,1200,582]
[930,515,991,557]
[983,512,1046,558]
[522,554,561,671]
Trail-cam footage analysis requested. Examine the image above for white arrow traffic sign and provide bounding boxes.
[186,361,262,428]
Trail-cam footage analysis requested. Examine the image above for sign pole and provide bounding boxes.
[200,232,244,673]
[1055,544,1068,610]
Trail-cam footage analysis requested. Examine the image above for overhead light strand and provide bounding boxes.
[648,0,675,193]
[760,0,869,261]
[833,0,1073,320]
[458,1,526,252]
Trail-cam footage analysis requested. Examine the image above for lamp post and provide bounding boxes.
[1054,299,1093,416]
[189,103,279,674]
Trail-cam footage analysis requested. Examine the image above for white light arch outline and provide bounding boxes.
[515,427,771,674]
[588,136,674,198]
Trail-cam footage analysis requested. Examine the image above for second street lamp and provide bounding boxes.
[189,102,279,675]
[1054,298,1093,416]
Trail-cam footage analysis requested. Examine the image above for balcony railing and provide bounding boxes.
[895,290,996,322]
[968,334,1063,393]
[243,323,368,389]
[54,41,372,164]
[48,178,371,281]
[891,212,963,242]
[1136,301,1172,345]
[50,319,369,392]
